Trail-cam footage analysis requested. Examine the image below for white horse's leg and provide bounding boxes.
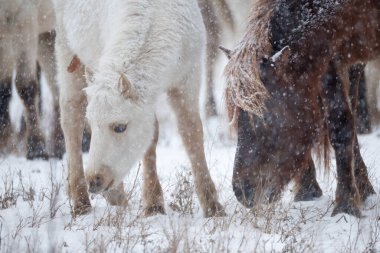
[14,32,48,160]
[38,31,65,159]
[0,38,14,153]
[142,117,165,216]
[365,59,380,125]
[55,37,91,215]
[198,0,220,117]
[168,85,225,217]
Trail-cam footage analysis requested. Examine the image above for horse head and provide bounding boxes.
[84,74,155,193]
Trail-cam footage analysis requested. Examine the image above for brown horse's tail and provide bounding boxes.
[224,42,269,128]
[314,99,331,174]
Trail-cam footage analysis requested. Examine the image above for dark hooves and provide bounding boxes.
[294,183,323,202]
[26,136,49,160]
[71,203,92,217]
[204,202,226,218]
[27,148,49,160]
[359,185,376,202]
[332,201,362,218]
[50,144,65,160]
[144,205,165,217]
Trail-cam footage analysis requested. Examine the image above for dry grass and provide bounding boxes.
[0,159,379,253]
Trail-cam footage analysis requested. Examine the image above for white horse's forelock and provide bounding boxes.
[85,84,135,122]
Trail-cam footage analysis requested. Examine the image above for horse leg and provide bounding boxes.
[15,50,48,160]
[199,0,220,117]
[349,64,371,134]
[38,31,65,159]
[56,38,91,216]
[294,152,322,201]
[0,77,12,152]
[353,135,375,200]
[168,87,225,217]
[322,61,361,217]
[348,64,376,200]
[142,117,165,216]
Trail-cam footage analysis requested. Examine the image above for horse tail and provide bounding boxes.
[313,97,331,174]
[224,42,269,129]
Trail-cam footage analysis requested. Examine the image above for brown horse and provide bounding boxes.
[223,0,378,217]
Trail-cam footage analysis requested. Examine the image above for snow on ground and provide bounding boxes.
[1,40,380,252]
[0,105,380,252]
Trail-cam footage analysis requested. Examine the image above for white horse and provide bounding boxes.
[53,0,225,217]
[0,0,64,159]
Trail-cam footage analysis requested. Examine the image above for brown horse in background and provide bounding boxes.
[224,0,378,216]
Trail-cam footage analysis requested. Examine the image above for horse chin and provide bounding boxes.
[103,179,115,192]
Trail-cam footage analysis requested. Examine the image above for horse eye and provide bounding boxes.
[113,124,127,133]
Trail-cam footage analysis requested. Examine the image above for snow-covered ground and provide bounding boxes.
[1,96,380,252]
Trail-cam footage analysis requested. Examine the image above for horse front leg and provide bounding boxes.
[168,87,225,217]
[322,61,361,217]
[293,151,322,202]
[348,64,376,200]
[15,51,48,160]
[56,39,91,216]
[142,116,165,216]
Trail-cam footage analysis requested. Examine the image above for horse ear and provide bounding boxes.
[118,74,139,101]
[219,46,232,59]
[270,46,291,65]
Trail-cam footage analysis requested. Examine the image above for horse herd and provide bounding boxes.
[0,0,379,218]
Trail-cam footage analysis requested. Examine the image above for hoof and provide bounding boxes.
[26,148,49,160]
[359,184,376,202]
[50,136,65,159]
[332,200,361,217]
[144,204,165,217]
[204,201,226,218]
[50,148,64,160]
[294,182,323,202]
[71,202,92,217]
[26,135,48,160]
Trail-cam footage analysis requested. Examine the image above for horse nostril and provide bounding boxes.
[88,174,104,193]
[95,175,102,187]
[233,181,255,208]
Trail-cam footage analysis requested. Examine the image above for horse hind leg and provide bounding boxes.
[0,77,13,152]
[353,133,375,201]
[322,61,361,217]
[142,117,165,216]
[199,0,220,117]
[168,87,225,217]
[38,31,65,159]
[348,64,376,200]
[15,52,48,160]
[294,152,322,202]
[349,64,371,134]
